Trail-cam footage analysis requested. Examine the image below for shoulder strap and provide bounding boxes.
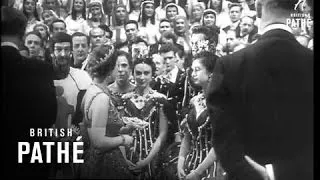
[85,92,104,122]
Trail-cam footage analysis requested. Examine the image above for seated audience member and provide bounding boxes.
[238,15,258,44]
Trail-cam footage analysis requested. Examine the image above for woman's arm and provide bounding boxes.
[87,93,131,152]
[143,107,168,164]
[193,147,217,175]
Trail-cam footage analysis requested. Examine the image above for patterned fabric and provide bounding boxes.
[79,85,134,179]
[121,90,167,179]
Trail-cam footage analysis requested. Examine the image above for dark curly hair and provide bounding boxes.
[133,57,156,77]
[87,44,117,80]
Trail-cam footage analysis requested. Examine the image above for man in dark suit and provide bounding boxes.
[206,0,313,180]
[2,7,57,177]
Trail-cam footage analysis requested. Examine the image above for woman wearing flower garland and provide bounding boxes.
[121,57,170,179]
[79,44,135,179]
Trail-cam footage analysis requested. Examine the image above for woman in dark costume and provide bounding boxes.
[177,53,226,180]
[121,57,169,179]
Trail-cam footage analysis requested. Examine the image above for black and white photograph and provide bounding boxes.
[1,0,313,179]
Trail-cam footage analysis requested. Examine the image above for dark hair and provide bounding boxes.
[160,18,171,25]
[228,3,243,11]
[159,43,179,54]
[207,0,223,13]
[50,19,67,32]
[124,20,139,30]
[89,27,106,37]
[133,57,156,76]
[194,54,218,74]
[87,44,117,79]
[71,0,86,20]
[1,7,28,38]
[162,0,176,8]
[133,36,148,46]
[265,0,298,11]
[166,4,178,12]
[72,32,90,46]
[116,50,133,69]
[24,31,44,47]
[161,31,178,43]
[98,24,113,38]
[23,0,41,21]
[192,25,219,45]
[50,32,72,52]
[139,1,155,27]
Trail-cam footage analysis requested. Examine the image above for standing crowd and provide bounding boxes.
[2,0,313,179]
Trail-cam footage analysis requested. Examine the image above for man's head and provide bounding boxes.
[98,24,113,42]
[125,20,139,42]
[159,19,172,34]
[44,0,58,10]
[255,0,299,19]
[114,50,133,85]
[24,31,43,58]
[50,32,72,78]
[239,16,255,36]
[72,32,89,67]
[1,7,28,41]
[228,3,243,23]
[50,19,67,34]
[160,31,177,44]
[159,43,179,73]
[152,54,165,76]
[89,27,107,48]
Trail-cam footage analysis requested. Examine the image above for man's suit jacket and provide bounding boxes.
[206,29,313,180]
[2,46,57,177]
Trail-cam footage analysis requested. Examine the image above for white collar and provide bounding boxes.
[168,65,179,83]
[261,23,292,35]
[1,42,19,50]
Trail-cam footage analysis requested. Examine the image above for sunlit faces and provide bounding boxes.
[42,11,55,25]
[72,36,89,63]
[239,16,254,36]
[24,0,36,14]
[152,54,165,76]
[45,0,57,10]
[229,6,242,23]
[166,6,178,21]
[191,33,206,55]
[144,3,155,17]
[24,34,42,57]
[175,18,186,33]
[161,51,178,73]
[159,21,172,34]
[53,42,72,65]
[226,30,236,46]
[192,5,203,20]
[115,55,131,83]
[134,63,153,89]
[90,28,106,47]
[34,25,48,39]
[74,0,84,12]
[191,58,210,86]
[203,13,216,27]
[52,22,67,33]
[210,0,222,9]
[131,0,142,8]
[115,6,127,21]
[125,23,138,42]
[90,5,102,19]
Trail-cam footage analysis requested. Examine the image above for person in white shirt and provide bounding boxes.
[128,0,142,21]
[71,32,90,69]
[51,32,92,128]
[138,0,158,45]
[64,0,90,35]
